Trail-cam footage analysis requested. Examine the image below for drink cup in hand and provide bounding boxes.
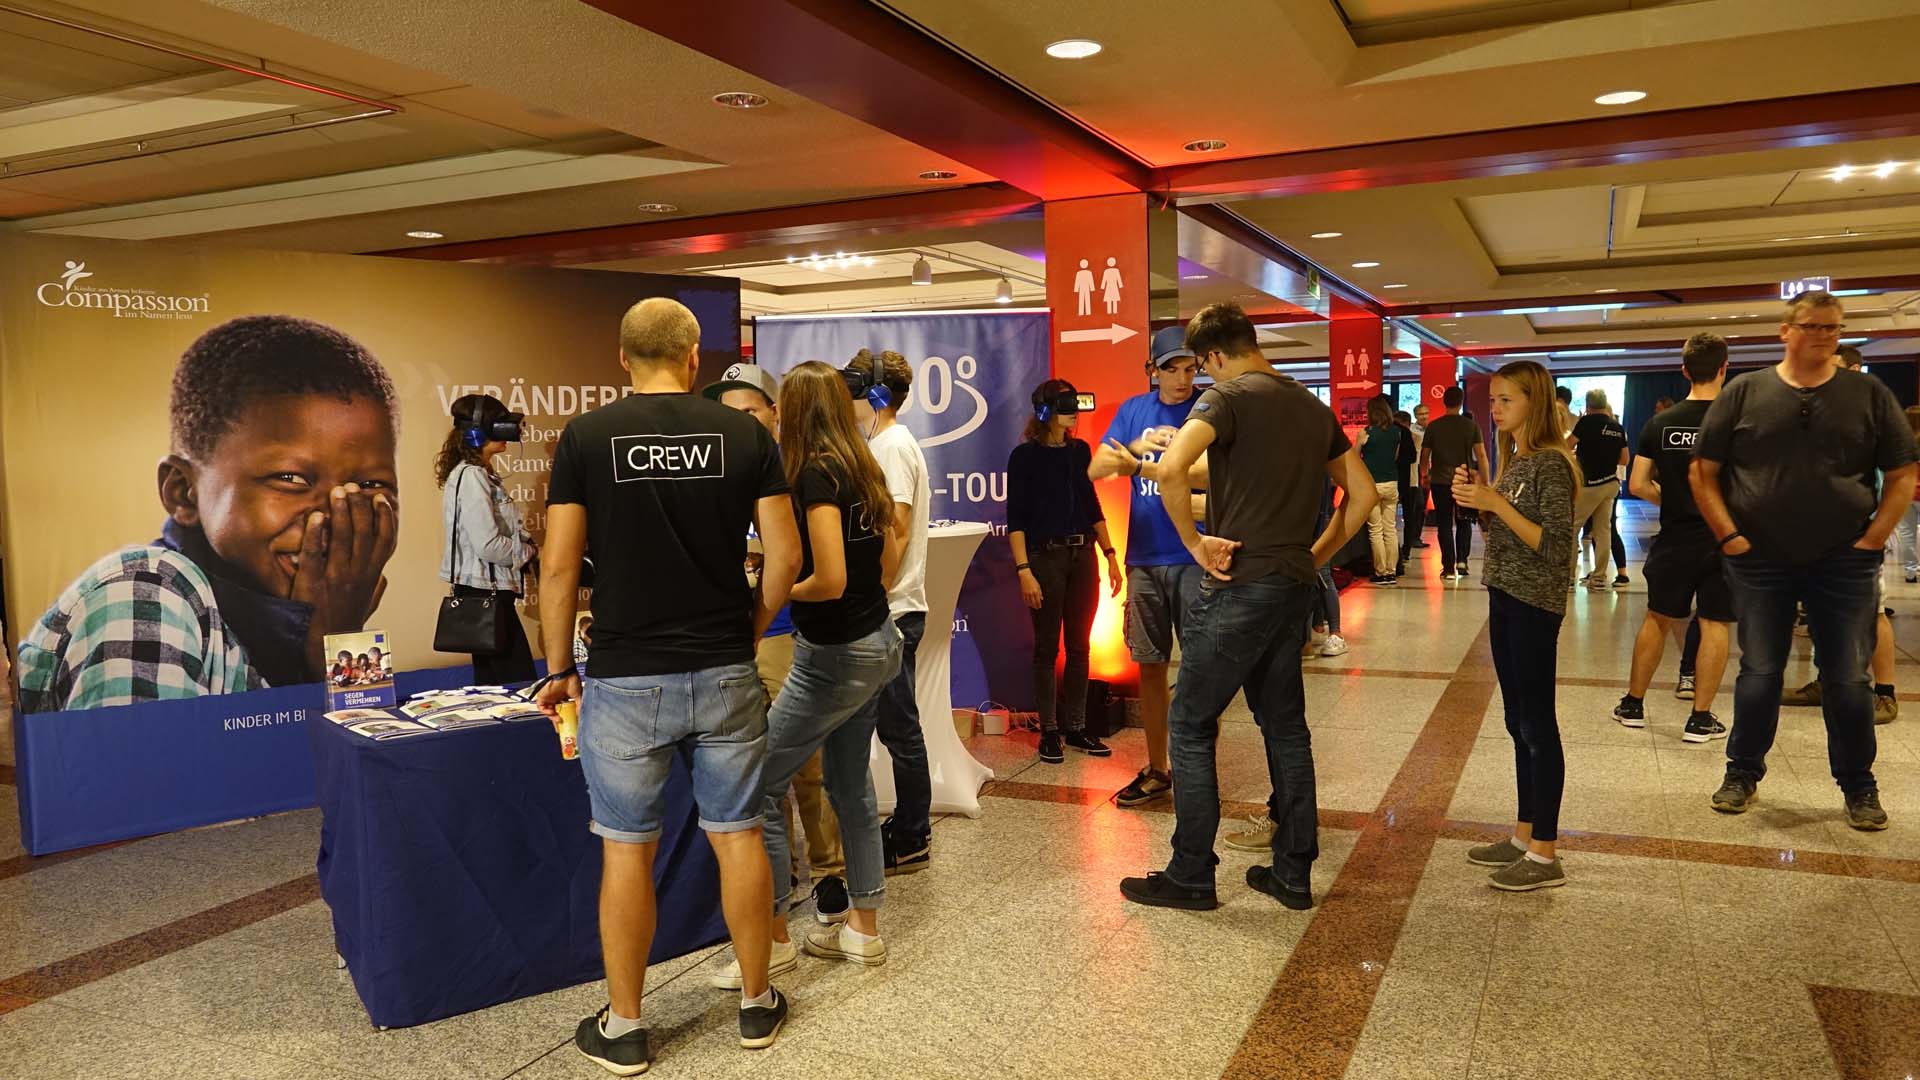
[553,699,580,760]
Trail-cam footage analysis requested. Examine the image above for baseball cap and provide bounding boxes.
[1150,326,1195,369]
[702,362,780,404]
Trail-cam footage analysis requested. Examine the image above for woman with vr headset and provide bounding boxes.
[436,393,537,683]
[1008,377,1122,764]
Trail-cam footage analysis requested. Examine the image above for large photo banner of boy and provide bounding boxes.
[0,234,739,851]
[752,311,1048,711]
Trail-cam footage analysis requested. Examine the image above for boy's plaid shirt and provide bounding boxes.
[16,546,264,714]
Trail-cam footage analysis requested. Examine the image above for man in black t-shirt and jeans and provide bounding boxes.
[1692,291,1917,831]
[1612,334,1731,743]
[537,298,804,1071]
[1569,390,1630,591]
[1118,303,1375,913]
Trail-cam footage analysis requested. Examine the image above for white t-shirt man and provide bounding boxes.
[869,424,930,616]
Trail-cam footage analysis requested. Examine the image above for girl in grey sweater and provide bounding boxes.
[1451,361,1579,892]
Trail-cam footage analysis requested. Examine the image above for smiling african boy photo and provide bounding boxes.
[15,314,401,714]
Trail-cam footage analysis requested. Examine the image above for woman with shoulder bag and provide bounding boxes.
[437,394,537,683]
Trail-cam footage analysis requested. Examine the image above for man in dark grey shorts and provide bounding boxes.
[1090,327,1206,808]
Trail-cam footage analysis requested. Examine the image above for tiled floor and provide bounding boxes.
[4,509,1920,1079]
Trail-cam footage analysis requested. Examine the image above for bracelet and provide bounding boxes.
[1716,531,1743,550]
[1131,457,1143,478]
[547,665,579,682]
[1015,562,1032,571]
[1101,546,1116,558]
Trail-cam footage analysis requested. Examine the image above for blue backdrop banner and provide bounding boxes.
[753,311,1049,711]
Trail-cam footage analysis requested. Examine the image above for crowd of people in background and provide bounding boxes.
[522,289,1912,1075]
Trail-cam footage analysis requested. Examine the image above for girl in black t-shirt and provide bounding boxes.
[1007,378,1121,765]
[757,362,905,968]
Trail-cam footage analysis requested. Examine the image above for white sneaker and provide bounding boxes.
[802,923,886,967]
[1319,634,1349,657]
[708,938,798,990]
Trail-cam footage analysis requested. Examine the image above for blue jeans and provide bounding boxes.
[1312,566,1340,635]
[1488,588,1565,841]
[1722,547,1881,794]
[761,622,902,914]
[1165,574,1320,892]
[580,663,767,844]
[875,612,930,846]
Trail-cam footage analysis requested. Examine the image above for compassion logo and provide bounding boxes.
[35,260,209,320]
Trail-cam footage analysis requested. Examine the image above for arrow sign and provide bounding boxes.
[1335,380,1379,393]
[1059,323,1138,345]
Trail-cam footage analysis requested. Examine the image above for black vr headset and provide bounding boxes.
[1032,384,1096,423]
[457,397,525,449]
[841,361,909,412]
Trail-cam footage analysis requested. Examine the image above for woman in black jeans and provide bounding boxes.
[1007,378,1122,764]
[436,394,537,684]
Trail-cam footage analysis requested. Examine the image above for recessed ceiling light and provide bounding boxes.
[1310,231,1343,239]
[1463,339,1480,343]
[1045,39,1102,59]
[1381,283,1408,289]
[1873,161,1900,178]
[1182,138,1229,153]
[1831,164,1855,181]
[1594,90,1647,106]
[405,230,443,239]
[712,91,769,109]
[635,203,677,214]
[1594,288,1618,294]
[1351,261,1380,269]
[917,170,958,181]
[1182,274,1209,280]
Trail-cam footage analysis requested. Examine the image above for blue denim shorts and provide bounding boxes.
[579,662,767,844]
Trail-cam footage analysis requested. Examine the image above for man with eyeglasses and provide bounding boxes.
[1691,291,1917,831]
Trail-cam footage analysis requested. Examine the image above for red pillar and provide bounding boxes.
[1044,195,1150,689]
[1419,342,1456,414]
[1328,295,1384,436]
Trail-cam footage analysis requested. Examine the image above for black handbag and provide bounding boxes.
[433,469,512,655]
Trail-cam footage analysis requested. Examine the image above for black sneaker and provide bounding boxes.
[1711,775,1757,814]
[1038,733,1064,763]
[1064,730,1111,757]
[883,833,930,876]
[811,875,849,926]
[738,988,788,1050]
[1118,871,1218,910]
[576,1008,651,1076]
[1845,789,1889,831]
[1614,573,1629,587]
[1612,695,1645,729]
[1682,711,1727,744]
[1245,865,1313,910]
[1114,767,1172,807]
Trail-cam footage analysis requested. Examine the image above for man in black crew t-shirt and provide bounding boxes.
[1611,334,1732,743]
[1692,291,1917,832]
[537,298,803,1069]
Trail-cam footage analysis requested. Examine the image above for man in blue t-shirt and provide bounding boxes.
[1090,326,1207,809]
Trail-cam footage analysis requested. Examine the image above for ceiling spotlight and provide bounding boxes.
[1045,39,1102,59]
[995,277,1014,304]
[1351,261,1380,269]
[918,170,958,180]
[1182,274,1209,280]
[635,203,677,214]
[1594,90,1647,106]
[405,230,443,240]
[1594,288,1618,293]
[1381,283,1408,289]
[1183,138,1229,153]
[910,255,933,286]
[1874,161,1900,178]
[1831,164,1854,181]
[1309,231,1343,239]
[712,91,769,109]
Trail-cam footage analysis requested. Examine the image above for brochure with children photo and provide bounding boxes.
[326,630,395,712]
